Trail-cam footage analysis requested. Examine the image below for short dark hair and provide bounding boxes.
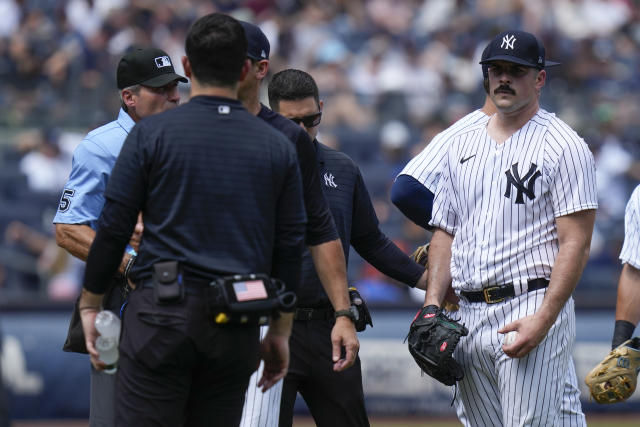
[268,69,319,111]
[185,13,247,87]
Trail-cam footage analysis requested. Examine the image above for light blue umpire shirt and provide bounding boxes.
[53,109,135,230]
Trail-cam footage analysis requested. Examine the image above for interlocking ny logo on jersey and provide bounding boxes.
[324,172,337,188]
[154,56,172,68]
[504,162,542,204]
[501,34,516,50]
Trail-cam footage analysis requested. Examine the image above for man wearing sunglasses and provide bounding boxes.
[424,30,594,426]
[237,21,358,427]
[268,68,428,427]
[53,47,187,426]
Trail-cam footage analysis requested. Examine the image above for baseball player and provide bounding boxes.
[268,69,428,427]
[53,47,186,426]
[237,22,357,427]
[425,30,596,426]
[611,183,640,348]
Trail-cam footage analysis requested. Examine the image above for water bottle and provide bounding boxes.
[94,310,121,374]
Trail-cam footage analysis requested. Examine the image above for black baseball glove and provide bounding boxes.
[407,305,468,386]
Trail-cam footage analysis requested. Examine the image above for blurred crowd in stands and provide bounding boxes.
[1,0,639,307]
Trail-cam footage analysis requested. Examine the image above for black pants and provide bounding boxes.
[279,318,369,427]
[116,287,260,427]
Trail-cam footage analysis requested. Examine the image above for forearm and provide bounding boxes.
[537,239,589,326]
[83,200,139,294]
[424,228,453,307]
[309,239,350,311]
[55,223,95,261]
[268,312,294,337]
[55,223,131,275]
[536,211,594,328]
[353,234,424,286]
[615,264,640,325]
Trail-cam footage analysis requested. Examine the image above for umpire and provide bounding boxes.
[269,69,427,427]
[78,13,307,426]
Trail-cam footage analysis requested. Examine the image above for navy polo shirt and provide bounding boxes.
[297,141,425,307]
[83,96,307,294]
[258,105,338,246]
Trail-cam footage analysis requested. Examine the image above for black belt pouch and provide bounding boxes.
[152,261,184,304]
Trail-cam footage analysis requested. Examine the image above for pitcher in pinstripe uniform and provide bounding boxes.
[424,30,596,426]
[611,184,640,349]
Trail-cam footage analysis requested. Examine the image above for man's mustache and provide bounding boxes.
[494,85,515,95]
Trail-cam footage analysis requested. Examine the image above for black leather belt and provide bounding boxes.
[140,278,209,296]
[294,307,334,321]
[460,278,549,304]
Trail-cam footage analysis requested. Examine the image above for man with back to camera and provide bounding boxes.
[53,46,186,426]
[236,21,358,427]
[268,68,431,427]
[77,13,307,426]
[422,30,595,425]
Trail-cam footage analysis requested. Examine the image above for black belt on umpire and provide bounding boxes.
[460,278,549,304]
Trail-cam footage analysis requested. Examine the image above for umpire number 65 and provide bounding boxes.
[58,189,75,212]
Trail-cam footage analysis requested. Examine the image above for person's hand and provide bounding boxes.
[258,312,293,392]
[129,213,144,251]
[78,289,106,371]
[499,314,552,358]
[443,285,460,312]
[258,332,289,392]
[331,316,359,371]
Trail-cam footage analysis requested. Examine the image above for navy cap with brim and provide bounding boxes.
[481,55,560,68]
[140,72,188,87]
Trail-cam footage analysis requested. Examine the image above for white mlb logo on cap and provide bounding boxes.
[154,56,172,68]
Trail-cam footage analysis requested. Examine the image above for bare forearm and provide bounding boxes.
[55,223,95,261]
[425,228,453,307]
[615,264,640,326]
[268,312,294,337]
[55,223,130,275]
[537,211,595,328]
[309,239,350,311]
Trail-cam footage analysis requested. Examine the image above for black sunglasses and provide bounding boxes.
[289,112,322,128]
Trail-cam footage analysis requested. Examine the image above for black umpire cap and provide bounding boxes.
[480,30,560,69]
[117,47,187,89]
[239,20,270,60]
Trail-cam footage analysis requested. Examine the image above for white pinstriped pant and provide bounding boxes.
[453,289,586,427]
[239,325,281,427]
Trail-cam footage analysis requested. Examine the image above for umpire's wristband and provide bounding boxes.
[612,320,636,349]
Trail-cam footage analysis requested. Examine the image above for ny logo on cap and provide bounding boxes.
[154,56,172,68]
[501,34,516,50]
[261,49,267,58]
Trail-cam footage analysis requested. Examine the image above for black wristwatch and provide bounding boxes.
[334,309,355,322]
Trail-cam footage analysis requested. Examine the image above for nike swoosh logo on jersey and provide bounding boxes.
[460,155,476,164]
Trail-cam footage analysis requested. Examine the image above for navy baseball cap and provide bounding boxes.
[481,43,490,79]
[239,21,270,60]
[480,30,560,69]
[117,47,187,89]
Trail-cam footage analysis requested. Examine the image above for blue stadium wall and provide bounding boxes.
[2,308,639,420]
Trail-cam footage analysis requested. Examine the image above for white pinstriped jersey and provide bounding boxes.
[430,108,598,291]
[620,184,640,269]
[399,110,489,193]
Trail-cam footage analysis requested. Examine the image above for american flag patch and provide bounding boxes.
[233,280,267,301]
